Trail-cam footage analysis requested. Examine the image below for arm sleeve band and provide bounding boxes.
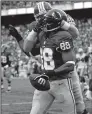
[61,21,70,30]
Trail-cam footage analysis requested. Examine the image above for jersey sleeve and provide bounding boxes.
[55,31,75,63]
[55,31,74,51]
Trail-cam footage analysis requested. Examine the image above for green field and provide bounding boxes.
[1,78,92,114]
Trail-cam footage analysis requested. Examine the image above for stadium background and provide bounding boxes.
[1,1,92,114]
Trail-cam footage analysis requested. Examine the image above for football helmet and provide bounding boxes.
[34,2,52,21]
[43,9,67,32]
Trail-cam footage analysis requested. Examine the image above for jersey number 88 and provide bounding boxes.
[60,41,71,50]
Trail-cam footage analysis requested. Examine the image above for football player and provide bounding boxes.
[29,8,89,114]
[24,3,88,114]
[1,45,12,92]
[28,10,77,114]
[9,2,88,114]
[9,2,79,57]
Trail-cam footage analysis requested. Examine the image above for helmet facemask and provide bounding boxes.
[43,11,62,32]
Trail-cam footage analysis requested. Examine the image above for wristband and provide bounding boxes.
[61,21,70,30]
[45,70,56,76]
[15,33,23,42]
[66,61,75,65]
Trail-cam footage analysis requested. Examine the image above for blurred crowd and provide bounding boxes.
[1,1,65,10]
[2,18,92,52]
[1,18,92,78]
[74,18,92,53]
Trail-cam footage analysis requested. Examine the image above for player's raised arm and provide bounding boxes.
[8,22,40,57]
[23,30,37,53]
[61,20,79,39]
[61,11,79,39]
[9,25,30,57]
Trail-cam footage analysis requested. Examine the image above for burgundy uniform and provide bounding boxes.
[39,30,75,78]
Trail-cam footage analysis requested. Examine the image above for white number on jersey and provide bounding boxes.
[60,42,71,50]
[40,48,55,70]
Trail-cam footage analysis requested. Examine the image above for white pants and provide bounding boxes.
[30,78,76,114]
[71,67,85,113]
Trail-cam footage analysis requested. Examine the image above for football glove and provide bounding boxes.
[9,25,19,37]
[8,25,23,42]
[29,74,50,91]
[33,17,45,32]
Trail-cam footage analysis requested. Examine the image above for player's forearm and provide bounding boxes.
[18,30,39,56]
[23,30,37,53]
[45,62,75,76]
[67,24,79,39]
[54,62,75,75]
[14,32,23,43]
[23,39,35,52]
[61,20,79,39]
[18,40,30,57]
[8,25,31,57]
[12,34,30,57]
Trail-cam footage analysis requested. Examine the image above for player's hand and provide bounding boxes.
[44,70,56,77]
[29,74,50,91]
[33,17,45,32]
[33,23,40,32]
[8,25,19,38]
[67,14,76,25]
[33,22,40,32]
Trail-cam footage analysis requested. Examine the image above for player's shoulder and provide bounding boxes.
[52,30,72,42]
[56,30,72,37]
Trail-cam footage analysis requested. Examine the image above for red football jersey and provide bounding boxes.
[39,30,76,71]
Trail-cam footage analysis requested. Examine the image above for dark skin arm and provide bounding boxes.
[54,62,74,75]
[45,50,75,76]
[55,49,75,75]
[45,61,75,76]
